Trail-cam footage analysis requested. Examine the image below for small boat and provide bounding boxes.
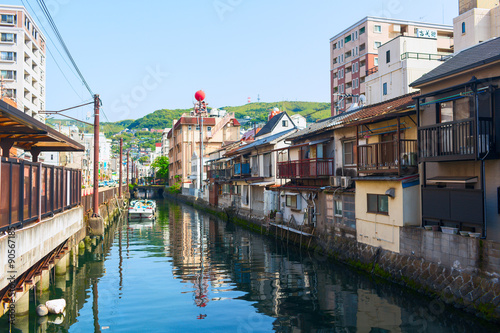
[128,199,156,221]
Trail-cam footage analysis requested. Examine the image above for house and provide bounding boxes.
[410,37,500,241]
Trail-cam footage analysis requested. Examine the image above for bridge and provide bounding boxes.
[132,185,166,199]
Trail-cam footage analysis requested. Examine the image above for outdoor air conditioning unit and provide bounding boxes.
[341,176,352,188]
[330,176,342,187]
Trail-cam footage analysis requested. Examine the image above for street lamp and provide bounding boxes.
[194,90,206,198]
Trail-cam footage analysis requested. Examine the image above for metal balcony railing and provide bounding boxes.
[277,158,334,179]
[358,139,417,174]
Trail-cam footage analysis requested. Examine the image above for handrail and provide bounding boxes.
[401,52,448,61]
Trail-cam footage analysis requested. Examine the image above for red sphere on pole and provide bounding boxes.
[195,90,205,101]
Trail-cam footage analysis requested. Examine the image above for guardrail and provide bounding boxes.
[0,158,81,232]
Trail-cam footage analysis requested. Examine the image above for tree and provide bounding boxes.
[151,156,169,184]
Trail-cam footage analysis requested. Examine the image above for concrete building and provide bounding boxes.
[167,110,240,189]
[330,17,453,115]
[453,0,500,52]
[365,36,451,105]
[0,5,46,121]
[83,132,112,182]
[161,127,171,156]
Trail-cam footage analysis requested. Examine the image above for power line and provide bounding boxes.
[35,0,94,97]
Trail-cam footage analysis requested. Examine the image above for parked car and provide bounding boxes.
[108,180,117,187]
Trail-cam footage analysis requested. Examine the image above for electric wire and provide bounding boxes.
[35,0,94,97]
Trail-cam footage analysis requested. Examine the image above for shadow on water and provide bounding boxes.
[3,199,498,332]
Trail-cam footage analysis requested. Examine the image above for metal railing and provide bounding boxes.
[82,185,128,214]
[358,140,417,174]
[208,168,232,179]
[277,158,335,179]
[366,66,378,76]
[418,118,493,161]
[0,158,81,232]
[401,52,448,61]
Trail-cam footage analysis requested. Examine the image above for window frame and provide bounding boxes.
[367,194,389,214]
[334,200,343,217]
[286,194,301,210]
[374,25,382,33]
[343,140,355,166]
[386,50,391,63]
[383,82,388,96]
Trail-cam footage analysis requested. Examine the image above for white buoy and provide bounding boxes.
[45,299,66,314]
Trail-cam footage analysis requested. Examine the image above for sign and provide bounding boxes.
[416,29,437,39]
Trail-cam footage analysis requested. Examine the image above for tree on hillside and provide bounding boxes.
[151,156,169,183]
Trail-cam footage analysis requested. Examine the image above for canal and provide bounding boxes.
[3,199,498,332]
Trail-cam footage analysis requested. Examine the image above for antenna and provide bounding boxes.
[257,94,260,103]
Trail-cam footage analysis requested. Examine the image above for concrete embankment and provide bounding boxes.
[165,192,500,323]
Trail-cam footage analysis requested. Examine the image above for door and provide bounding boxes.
[381,134,395,168]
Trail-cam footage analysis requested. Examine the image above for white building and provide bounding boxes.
[365,36,450,105]
[161,127,171,156]
[83,133,112,182]
[0,5,46,121]
[453,0,500,52]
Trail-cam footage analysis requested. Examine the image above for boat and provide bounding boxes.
[128,199,156,221]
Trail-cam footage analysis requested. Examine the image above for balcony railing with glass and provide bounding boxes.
[277,158,334,179]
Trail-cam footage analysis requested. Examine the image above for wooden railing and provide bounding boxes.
[358,139,417,174]
[0,158,82,232]
[418,118,493,161]
[277,158,334,179]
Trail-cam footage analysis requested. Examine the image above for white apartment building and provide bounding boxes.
[0,5,46,121]
[83,133,112,182]
[330,17,453,115]
[453,0,500,52]
[365,36,450,105]
[161,127,171,157]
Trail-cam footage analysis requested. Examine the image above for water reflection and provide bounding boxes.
[3,200,497,332]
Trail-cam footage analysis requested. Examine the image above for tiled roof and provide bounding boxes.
[410,37,500,87]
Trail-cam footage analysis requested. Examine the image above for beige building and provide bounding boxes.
[410,37,500,241]
[168,110,240,189]
[330,17,453,115]
[0,5,46,121]
[365,36,451,105]
[453,0,500,52]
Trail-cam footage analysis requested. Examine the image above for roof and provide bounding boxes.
[255,112,290,138]
[234,129,296,153]
[155,142,162,147]
[286,93,418,141]
[172,116,216,130]
[0,100,84,153]
[410,37,500,87]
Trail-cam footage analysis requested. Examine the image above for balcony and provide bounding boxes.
[277,158,334,179]
[358,140,417,174]
[366,66,378,76]
[209,168,232,180]
[233,163,250,177]
[418,118,493,161]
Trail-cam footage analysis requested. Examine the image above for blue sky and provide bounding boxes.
[6,0,458,122]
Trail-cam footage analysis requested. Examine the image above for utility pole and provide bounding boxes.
[92,94,100,217]
[119,138,123,198]
[200,107,203,197]
[127,150,130,187]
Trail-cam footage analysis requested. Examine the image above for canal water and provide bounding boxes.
[3,199,498,332]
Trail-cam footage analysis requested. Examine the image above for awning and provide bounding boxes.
[0,100,85,154]
[275,138,331,152]
[250,181,275,186]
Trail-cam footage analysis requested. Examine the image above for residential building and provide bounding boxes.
[83,132,112,181]
[365,35,451,105]
[453,0,500,52]
[0,5,46,121]
[330,16,453,115]
[161,127,171,157]
[410,37,500,241]
[167,109,240,189]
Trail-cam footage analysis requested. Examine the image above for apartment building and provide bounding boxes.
[453,0,500,52]
[330,17,453,115]
[167,110,240,189]
[0,5,45,121]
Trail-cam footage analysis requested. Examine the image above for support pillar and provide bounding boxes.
[36,270,50,294]
[0,139,14,158]
[31,147,41,163]
[55,255,67,276]
[14,290,30,316]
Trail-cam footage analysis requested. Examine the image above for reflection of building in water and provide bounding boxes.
[356,289,402,333]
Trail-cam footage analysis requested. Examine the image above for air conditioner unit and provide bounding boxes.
[330,176,341,187]
[341,176,352,188]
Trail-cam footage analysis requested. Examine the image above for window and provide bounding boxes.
[334,200,343,217]
[462,22,466,34]
[374,25,382,33]
[383,82,388,95]
[1,14,15,24]
[340,54,344,63]
[196,125,200,131]
[263,153,272,177]
[360,26,366,35]
[1,33,15,42]
[286,194,301,210]
[353,78,359,89]
[188,125,192,130]
[332,43,337,50]
[4,88,15,98]
[1,70,16,80]
[386,50,390,63]
[345,35,351,43]
[355,46,358,56]
[339,84,344,94]
[345,50,352,58]
[343,140,354,165]
[374,57,379,66]
[367,194,389,214]
[360,43,366,52]
[222,184,231,194]
[207,126,212,132]
[374,41,382,49]
[242,185,249,205]
[353,62,358,73]
[354,31,358,40]
[339,68,344,78]
[0,51,15,61]
[282,120,288,127]
[340,39,344,48]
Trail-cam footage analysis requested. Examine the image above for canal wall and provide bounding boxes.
[166,192,500,323]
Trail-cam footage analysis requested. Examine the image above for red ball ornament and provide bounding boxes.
[195,90,205,101]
